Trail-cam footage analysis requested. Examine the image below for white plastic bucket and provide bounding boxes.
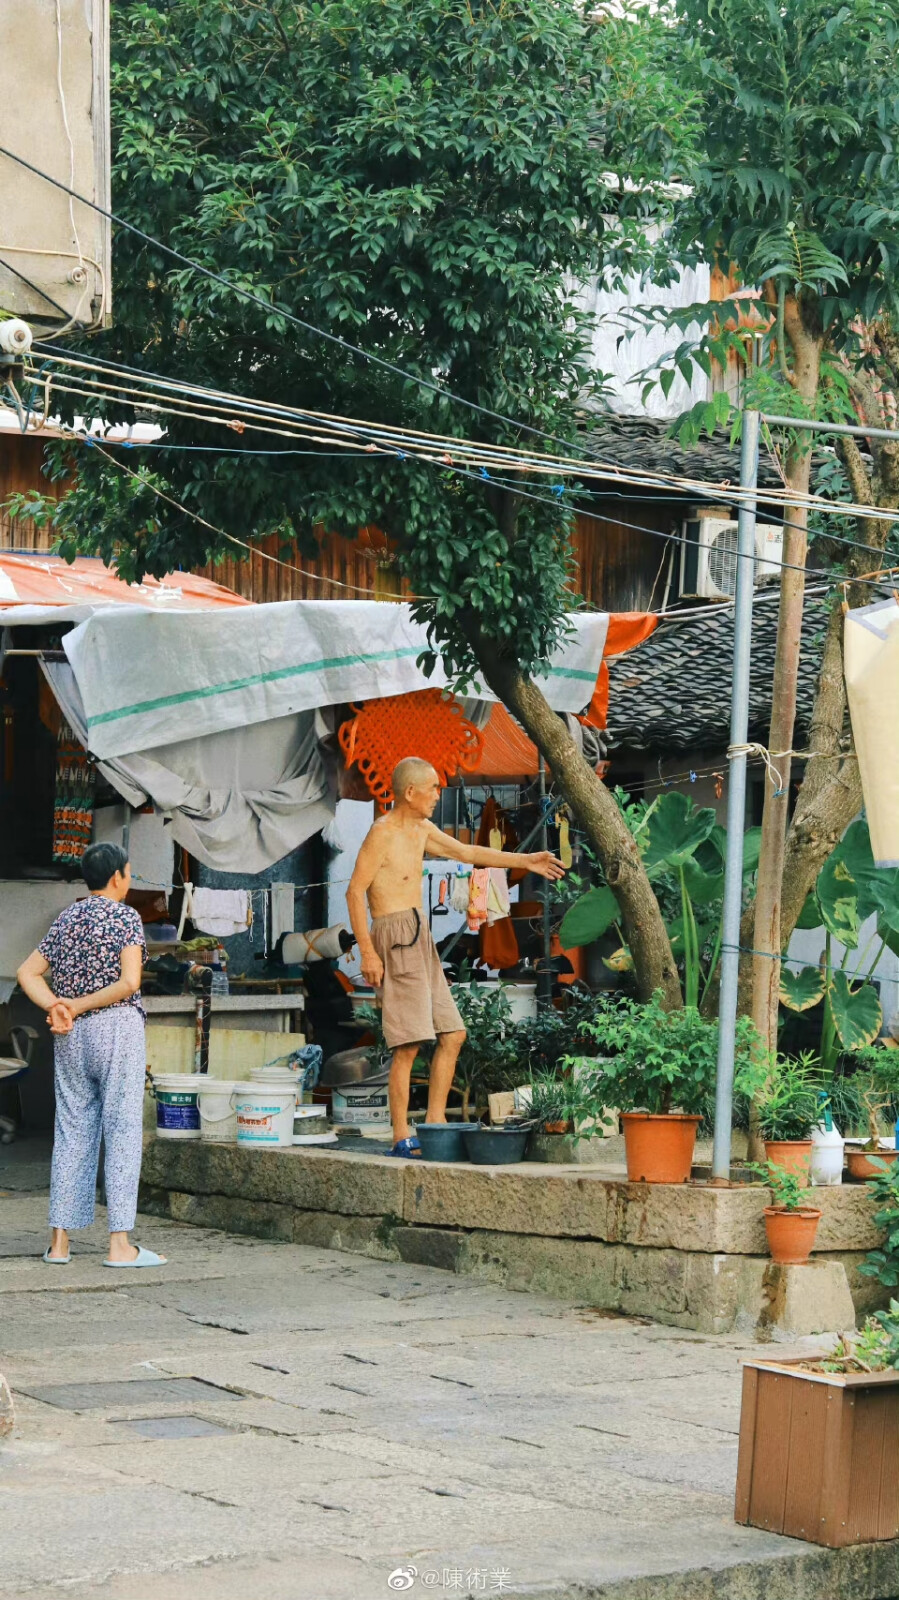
[250,1064,300,1086]
[331,1083,390,1126]
[235,1085,296,1148]
[153,1074,205,1140]
[198,1080,242,1144]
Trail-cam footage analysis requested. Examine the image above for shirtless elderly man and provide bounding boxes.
[347,757,564,1157]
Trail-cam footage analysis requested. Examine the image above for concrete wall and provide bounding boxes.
[0,0,110,328]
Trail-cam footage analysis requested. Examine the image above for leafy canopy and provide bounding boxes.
[26,0,695,686]
[632,0,899,437]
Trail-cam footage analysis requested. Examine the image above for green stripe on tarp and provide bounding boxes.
[85,648,600,728]
[85,646,424,727]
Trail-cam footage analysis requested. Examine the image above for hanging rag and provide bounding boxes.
[451,873,471,915]
[480,916,520,972]
[270,883,296,944]
[188,888,253,938]
[486,868,511,925]
[468,869,490,932]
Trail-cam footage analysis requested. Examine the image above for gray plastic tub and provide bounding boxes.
[463,1126,529,1165]
[417,1123,469,1162]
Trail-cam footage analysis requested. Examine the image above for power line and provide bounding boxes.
[29,344,899,555]
[0,141,615,466]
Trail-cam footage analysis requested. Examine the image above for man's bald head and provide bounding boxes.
[392,757,439,803]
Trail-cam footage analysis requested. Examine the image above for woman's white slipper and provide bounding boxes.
[42,1247,71,1264]
[102,1245,167,1269]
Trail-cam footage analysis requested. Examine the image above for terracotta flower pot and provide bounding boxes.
[846,1147,899,1182]
[620,1112,701,1183]
[544,1120,572,1135]
[763,1205,821,1265]
[763,1139,813,1181]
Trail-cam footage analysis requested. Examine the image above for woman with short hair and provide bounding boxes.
[17,841,166,1268]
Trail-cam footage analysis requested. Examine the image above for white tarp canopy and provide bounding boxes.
[60,600,609,760]
[845,597,899,869]
[12,600,609,873]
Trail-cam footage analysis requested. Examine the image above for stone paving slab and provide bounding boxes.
[1,1156,898,1600]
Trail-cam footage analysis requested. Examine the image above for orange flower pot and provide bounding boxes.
[846,1148,899,1182]
[763,1205,821,1265]
[620,1112,701,1183]
[764,1140,813,1181]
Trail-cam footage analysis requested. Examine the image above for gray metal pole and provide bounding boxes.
[537,757,553,1007]
[711,409,760,1183]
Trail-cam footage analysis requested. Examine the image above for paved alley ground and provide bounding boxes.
[2,1142,897,1600]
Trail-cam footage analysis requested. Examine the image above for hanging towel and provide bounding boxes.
[189,888,253,938]
[270,883,296,943]
[486,868,511,925]
[468,869,490,932]
[451,873,471,915]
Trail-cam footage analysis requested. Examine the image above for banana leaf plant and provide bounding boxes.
[559,792,761,1010]
[779,818,899,1073]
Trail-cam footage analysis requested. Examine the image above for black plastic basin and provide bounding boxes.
[417,1123,469,1163]
[463,1126,529,1165]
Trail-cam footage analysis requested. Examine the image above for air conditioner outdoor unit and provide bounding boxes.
[679,513,784,601]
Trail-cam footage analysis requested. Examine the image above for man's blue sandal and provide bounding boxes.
[102,1245,168,1268]
[389,1137,421,1158]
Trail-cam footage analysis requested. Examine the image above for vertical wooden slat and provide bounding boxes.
[734,1366,759,1523]
[782,1378,827,1540]
[818,1385,852,1548]
[746,1371,793,1533]
[876,1388,899,1540]
[849,1391,888,1544]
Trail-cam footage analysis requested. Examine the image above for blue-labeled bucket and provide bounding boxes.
[153,1074,204,1141]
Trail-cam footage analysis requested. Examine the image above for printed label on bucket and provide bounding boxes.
[237,1105,281,1142]
[157,1100,200,1131]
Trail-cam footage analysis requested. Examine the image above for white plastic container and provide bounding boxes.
[810,1118,845,1186]
[331,1083,390,1126]
[197,1080,242,1144]
[152,1074,205,1140]
[235,1084,296,1148]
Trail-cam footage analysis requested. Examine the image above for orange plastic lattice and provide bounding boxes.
[338,690,484,810]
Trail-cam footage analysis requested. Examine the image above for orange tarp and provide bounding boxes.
[475,612,658,777]
[583,611,659,732]
[0,552,249,611]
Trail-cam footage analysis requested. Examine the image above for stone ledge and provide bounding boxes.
[141,1137,883,1253]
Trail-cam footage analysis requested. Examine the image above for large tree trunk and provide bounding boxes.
[467,627,683,1010]
[731,412,895,1020]
[749,292,822,1062]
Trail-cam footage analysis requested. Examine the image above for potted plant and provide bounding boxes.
[523,1067,616,1160]
[843,1044,899,1180]
[736,1302,899,1547]
[752,1054,821,1180]
[581,992,760,1183]
[747,1160,822,1264]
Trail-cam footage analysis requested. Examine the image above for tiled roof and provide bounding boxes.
[605,586,831,755]
[580,411,788,492]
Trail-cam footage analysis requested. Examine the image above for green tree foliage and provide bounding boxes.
[34,0,691,684]
[17,0,697,1007]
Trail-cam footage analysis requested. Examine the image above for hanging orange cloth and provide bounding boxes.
[581,612,659,732]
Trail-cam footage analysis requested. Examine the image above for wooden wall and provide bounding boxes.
[0,432,58,551]
[1,431,680,612]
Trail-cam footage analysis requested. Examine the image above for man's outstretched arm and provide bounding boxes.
[424,824,565,880]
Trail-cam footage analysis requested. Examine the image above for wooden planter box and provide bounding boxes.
[735,1358,899,1547]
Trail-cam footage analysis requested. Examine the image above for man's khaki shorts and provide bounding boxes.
[371,908,464,1049]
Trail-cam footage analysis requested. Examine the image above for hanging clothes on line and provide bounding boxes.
[52,720,95,864]
[180,886,253,938]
